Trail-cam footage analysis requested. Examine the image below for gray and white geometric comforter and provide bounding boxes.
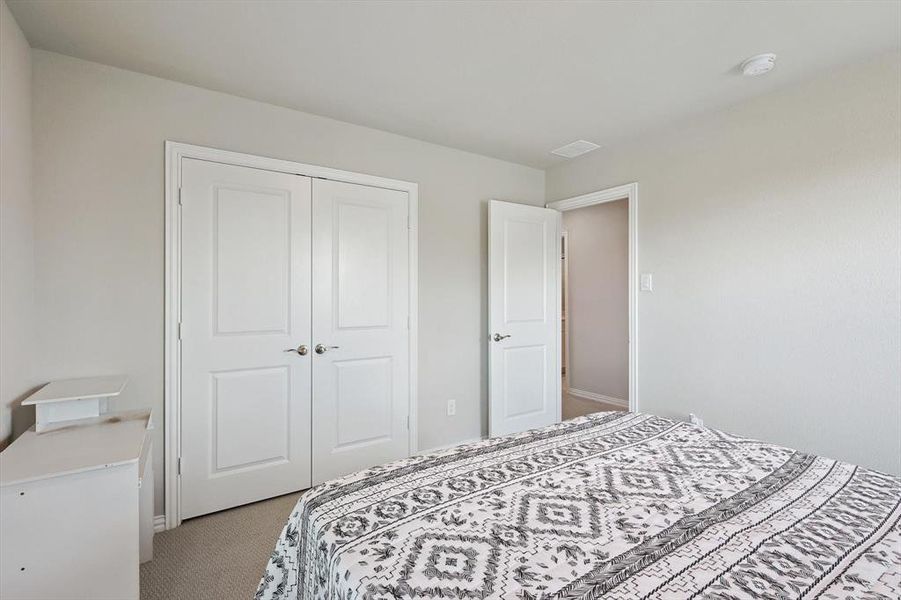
[256,412,901,599]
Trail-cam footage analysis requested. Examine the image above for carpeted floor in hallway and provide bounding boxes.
[140,491,303,600]
[562,393,624,420]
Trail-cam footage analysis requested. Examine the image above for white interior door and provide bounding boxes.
[312,179,410,484]
[180,159,312,519]
[488,200,561,437]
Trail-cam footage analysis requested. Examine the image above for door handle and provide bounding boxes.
[284,345,309,356]
[492,333,511,342]
[314,344,340,354]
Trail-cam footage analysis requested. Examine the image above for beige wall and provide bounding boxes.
[547,52,901,475]
[31,50,545,513]
[563,200,629,401]
[0,1,35,447]
[18,39,901,516]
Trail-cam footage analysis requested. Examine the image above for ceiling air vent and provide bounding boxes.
[550,140,600,159]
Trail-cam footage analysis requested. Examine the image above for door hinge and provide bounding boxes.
[177,321,183,341]
[406,415,410,430]
[177,186,183,205]
[177,457,182,475]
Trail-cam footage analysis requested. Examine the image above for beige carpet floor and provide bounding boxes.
[141,491,303,600]
[562,393,624,420]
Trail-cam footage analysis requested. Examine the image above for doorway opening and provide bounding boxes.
[547,183,637,420]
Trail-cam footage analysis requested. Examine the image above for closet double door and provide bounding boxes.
[180,159,410,519]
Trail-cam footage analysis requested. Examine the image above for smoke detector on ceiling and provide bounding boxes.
[741,53,777,76]
[550,140,600,159]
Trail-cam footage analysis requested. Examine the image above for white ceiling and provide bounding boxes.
[9,0,900,168]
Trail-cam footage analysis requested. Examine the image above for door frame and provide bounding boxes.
[164,141,419,529]
[546,182,638,413]
[561,229,569,380]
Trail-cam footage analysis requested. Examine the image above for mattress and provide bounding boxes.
[256,412,901,599]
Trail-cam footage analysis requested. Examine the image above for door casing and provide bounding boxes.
[164,141,419,530]
[546,183,638,415]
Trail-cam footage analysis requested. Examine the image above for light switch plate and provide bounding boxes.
[447,399,456,416]
[640,272,653,292]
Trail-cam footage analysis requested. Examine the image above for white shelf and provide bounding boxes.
[22,375,129,433]
[23,375,128,405]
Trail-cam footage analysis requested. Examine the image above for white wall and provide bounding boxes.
[0,1,35,447]
[31,50,545,513]
[563,200,629,401]
[23,42,901,517]
[547,52,901,475]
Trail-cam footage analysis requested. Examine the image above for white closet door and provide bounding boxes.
[180,159,312,519]
[311,179,410,484]
[488,200,561,437]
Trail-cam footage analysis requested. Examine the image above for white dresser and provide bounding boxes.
[0,407,154,600]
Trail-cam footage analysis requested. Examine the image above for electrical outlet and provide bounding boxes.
[689,413,704,427]
[447,399,456,417]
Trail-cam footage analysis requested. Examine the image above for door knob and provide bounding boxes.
[314,344,340,354]
[492,333,511,342]
[284,345,309,356]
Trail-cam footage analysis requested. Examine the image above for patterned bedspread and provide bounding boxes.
[256,412,901,599]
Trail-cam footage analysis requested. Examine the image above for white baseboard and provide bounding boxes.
[153,515,167,533]
[567,388,628,409]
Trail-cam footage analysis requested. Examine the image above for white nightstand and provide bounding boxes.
[0,407,154,600]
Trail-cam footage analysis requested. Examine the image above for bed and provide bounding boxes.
[256,411,901,599]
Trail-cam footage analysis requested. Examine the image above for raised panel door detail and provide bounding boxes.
[504,219,546,323]
[311,178,410,485]
[503,345,547,418]
[180,158,312,519]
[489,200,560,438]
[214,186,290,335]
[334,357,392,449]
[335,201,391,329]
[211,367,289,472]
